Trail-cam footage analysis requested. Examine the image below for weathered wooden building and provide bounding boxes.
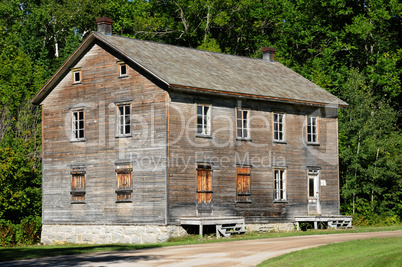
[32,18,351,244]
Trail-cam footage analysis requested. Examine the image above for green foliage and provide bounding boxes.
[0,216,41,247]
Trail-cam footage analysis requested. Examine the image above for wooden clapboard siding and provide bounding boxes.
[41,42,167,225]
[167,91,340,224]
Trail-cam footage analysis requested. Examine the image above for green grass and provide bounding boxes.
[258,237,402,267]
[1,225,401,262]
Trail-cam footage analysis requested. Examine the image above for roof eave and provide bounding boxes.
[169,84,348,108]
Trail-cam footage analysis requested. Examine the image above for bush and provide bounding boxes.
[0,216,41,247]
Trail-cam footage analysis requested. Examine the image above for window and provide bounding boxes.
[308,169,319,199]
[118,62,128,77]
[72,68,82,84]
[71,167,86,202]
[273,113,285,142]
[116,165,133,202]
[307,116,318,143]
[196,104,211,136]
[274,169,286,201]
[117,104,131,136]
[197,165,212,203]
[236,166,251,202]
[71,109,85,141]
[236,109,250,139]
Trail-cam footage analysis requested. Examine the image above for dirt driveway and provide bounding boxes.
[4,230,402,267]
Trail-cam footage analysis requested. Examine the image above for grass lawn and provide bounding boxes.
[1,225,401,262]
[258,237,402,267]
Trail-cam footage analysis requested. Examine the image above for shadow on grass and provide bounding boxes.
[0,243,165,264]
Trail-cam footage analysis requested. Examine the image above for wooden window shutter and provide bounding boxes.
[197,165,212,203]
[116,165,133,202]
[236,166,251,202]
[71,167,86,202]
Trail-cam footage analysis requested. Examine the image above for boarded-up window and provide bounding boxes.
[71,167,86,202]
[116,165,133,202]
[307,116,318,143]
[236,166,251,202]
[197,165,212,203]
[274,169,286,201]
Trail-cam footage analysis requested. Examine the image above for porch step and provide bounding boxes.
[328,219,353,229]
[216,223,246,237]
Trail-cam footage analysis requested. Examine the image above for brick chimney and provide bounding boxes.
[262,47,276,62]
[96,17,113,35]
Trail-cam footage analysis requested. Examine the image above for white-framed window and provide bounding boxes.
[117,104,131,136]
[236,108,250,139]
[72,68,82,84]
[196,104,211,136]
[118,62,128,77]
[71,109,85,141]
[274,169,286,201]
[273,113,285,142]
[308,169,319,199]
[307,116,318,143]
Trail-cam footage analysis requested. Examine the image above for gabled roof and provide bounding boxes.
[31,32,348,107]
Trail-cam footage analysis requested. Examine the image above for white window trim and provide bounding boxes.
[196,104,212,136]
[116,104,131,137]
[273,112,285,142]
[274,169,287,202]
[71,109,85,141]
[72,68,82,84]
[307,116,319,144]
[308,169,320,199]
[117,62,128,77]
[236,108,250,140]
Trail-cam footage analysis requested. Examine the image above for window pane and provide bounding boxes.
[203,106,209,116]
[125,105,130,115]
[120,65,127,75]
[309,178,315,197]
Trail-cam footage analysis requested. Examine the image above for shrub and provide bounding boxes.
[0,216,41,247]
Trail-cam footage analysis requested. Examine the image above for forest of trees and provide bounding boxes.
[0,0,401,225]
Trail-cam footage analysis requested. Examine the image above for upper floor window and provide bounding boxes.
[273,113,285,142]
[236,108,250,139]
[196,104,211,136]
[72,68,82,84]
[236,165,251,202]
[71,109,85,141]
[117,104,131,136]
[307,116,318,143]
[71,167,86,203]
[116,164,133,202]
[118,62,128,77]
[274,169,286,201]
